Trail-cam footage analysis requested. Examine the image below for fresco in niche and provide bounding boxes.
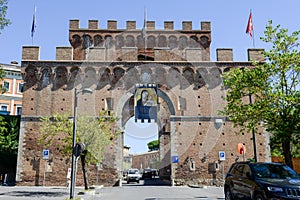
[70,35,82,48]
[134,85,158,122]
[96,68,110,90]
[24,66,38,89]
[53,66,67,90]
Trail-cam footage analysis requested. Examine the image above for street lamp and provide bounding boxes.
[249,93,258,162]
[70,88,93,199]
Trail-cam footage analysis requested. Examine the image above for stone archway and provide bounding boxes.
[114,87,176,184]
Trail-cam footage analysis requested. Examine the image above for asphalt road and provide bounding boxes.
[0,179,225,200]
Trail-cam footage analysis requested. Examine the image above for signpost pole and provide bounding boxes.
[42,149,49,187]
[43,161,46,186]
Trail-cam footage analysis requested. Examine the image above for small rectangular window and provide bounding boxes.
[105,98,114,110]
[3,81,9,91]
[18,83,23,93]
[16,107,22,115]
[1,105,8,111]
[179,96,187,110]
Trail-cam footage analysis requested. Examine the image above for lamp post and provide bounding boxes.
[70,88,92,199]
[249,93,258,162]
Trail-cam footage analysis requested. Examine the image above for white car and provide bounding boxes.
[126,168,141,183]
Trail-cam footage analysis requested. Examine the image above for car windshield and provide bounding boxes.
[253,163,300,179]
[128,170,139,174]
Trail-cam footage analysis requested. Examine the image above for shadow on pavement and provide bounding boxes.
[0,191,68,198]
[143,178,170,186]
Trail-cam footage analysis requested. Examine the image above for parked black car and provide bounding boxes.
[224,161,300,200]
[142,168,152,179]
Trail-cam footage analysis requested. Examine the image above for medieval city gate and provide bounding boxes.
[16,19,269,186]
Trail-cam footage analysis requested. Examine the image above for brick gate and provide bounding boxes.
[16,19,269,186]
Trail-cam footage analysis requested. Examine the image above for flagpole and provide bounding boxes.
[246,9,255,48]
[251,9,255,48]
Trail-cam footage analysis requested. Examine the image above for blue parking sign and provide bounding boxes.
[219,151,225,161]
[42,149,49,160]
[172,156,179,163]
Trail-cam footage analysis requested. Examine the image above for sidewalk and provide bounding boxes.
[0,185,101,200]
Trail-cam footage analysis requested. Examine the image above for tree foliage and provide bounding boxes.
[222,20,300,168]
[39,110,120,163]
[0,0,10,34]
[0,115,20,154]
[147,140,159,152]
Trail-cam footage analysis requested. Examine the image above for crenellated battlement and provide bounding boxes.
[22,19,264,63]
[68,20,213,60]
[22,46,264,62]
[69,19,211,31]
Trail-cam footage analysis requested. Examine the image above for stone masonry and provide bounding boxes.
[16,19,268,187]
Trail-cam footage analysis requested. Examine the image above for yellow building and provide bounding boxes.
[0,62,23,115]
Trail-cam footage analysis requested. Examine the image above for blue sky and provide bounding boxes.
[1,0,300,153]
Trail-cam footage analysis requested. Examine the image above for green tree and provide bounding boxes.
[0,0,10,34]
[147,140,159,152]
[222,20,300,168]
[0,115,20,154]
[0,115,20,174]
[39,111,120,189]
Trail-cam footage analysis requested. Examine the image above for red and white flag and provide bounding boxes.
[246,11,253,37]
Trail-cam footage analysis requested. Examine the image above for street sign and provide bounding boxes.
[172,156,179,163]
[219,151,226,161]
[42,149,49,160]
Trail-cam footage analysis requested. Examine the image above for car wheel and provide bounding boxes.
[225,188,233,200]
[254,194,265,200]
[127,181,129,184]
